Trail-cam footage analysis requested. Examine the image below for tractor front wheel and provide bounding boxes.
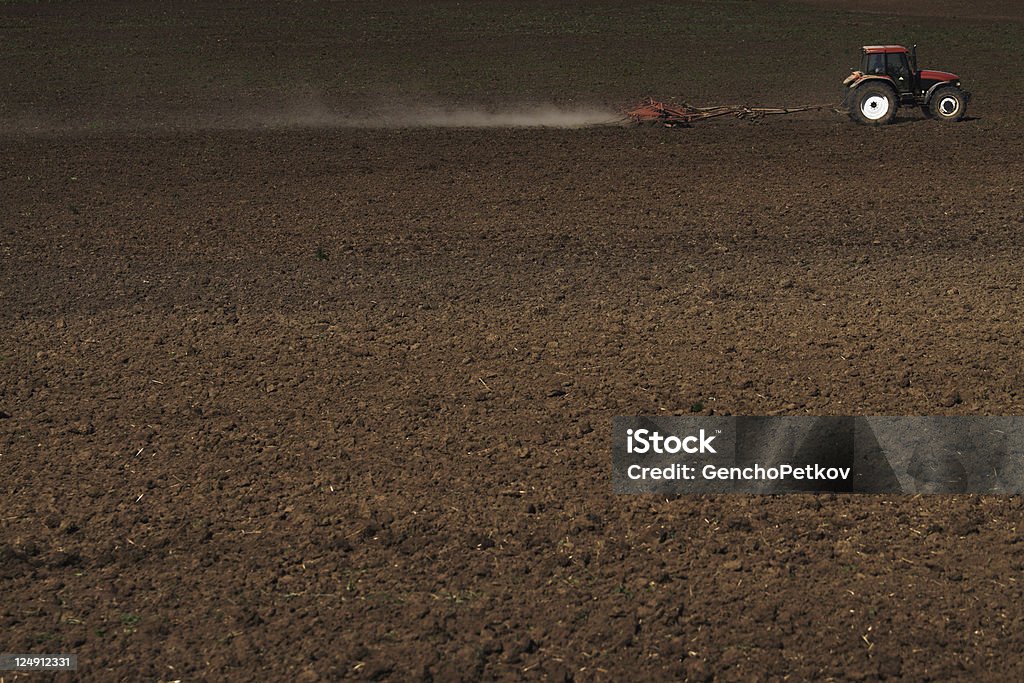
[850,83,897,125]
[928,86,967,122]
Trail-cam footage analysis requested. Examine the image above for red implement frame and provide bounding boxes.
[627,98,832,126]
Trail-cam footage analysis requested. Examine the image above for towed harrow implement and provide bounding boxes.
[626,98,834,127]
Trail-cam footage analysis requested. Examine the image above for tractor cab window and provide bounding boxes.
[886,53,910,79]
[863,53,886,75]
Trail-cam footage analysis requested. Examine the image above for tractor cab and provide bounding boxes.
[860,46,914,95]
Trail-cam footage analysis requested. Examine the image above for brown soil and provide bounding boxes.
[3,1,1024,680]
[793,0,1024,22]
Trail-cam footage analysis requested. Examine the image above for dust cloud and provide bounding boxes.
[263,105,621,129]
[1,104,623,134]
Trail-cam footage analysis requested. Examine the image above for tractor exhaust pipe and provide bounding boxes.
[911,44,918,73]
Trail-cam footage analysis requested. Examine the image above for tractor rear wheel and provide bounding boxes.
[928,86,967,122]
[850,83,897,125]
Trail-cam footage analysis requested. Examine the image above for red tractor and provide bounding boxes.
[843,45,970,125]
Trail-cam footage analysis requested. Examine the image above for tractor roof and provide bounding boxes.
[862,45,909,54]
